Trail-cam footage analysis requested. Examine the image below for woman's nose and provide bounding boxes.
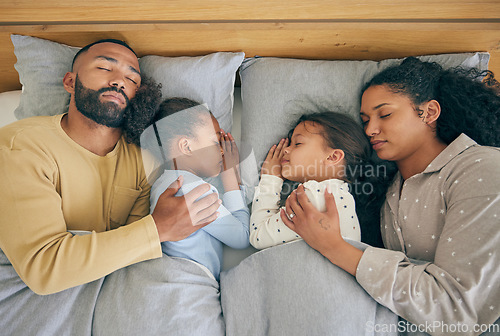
[364,120,380,137]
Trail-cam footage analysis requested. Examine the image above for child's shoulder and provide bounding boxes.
[153,170,218,197]
[303,178,349,195]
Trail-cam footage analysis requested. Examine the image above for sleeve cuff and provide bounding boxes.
[355,246,406,298]
[129,214,163,259]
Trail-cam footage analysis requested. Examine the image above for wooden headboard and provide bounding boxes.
[1,0,499,93]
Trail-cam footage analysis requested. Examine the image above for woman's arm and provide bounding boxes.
[354,151,500,331]
[283,149,500,333]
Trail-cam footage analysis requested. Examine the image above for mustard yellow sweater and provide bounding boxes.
[0,114,162,295]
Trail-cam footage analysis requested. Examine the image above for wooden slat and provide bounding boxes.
[1,21,499,92]
[1,0,500,22]
[1,0,499,93]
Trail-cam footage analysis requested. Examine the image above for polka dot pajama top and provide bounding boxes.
[356,134,500,333]
[249,174,361,249]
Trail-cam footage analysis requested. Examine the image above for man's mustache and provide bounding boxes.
[97,86,130,105]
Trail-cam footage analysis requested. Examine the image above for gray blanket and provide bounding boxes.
[220,240,399,336]
[0,249,103,335]
[0,249,224,336]
[93,256,224,336]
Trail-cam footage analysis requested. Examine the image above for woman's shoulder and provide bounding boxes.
[443,143,500,198]
[439,134,500,172]
[452,142,500,170]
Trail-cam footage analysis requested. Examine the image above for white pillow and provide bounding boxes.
[0,90,21,128]
[11,34,244,131]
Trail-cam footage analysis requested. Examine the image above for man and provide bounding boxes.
[0,39,220,332]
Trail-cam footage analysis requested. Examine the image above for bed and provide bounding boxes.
[0,1,499,335]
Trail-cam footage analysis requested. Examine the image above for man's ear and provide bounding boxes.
[178,137,192,156]
[63,72,76,94]
[422,99,441,125]
[325,149,345,166]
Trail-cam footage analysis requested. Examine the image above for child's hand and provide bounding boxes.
[261,138,288,178]
[220,130,240,173]
[220,130,241,190]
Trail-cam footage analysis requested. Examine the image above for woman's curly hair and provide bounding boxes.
[122,76,163,145]
[362,57,500,147]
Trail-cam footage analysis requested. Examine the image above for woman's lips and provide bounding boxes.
[281,159,289,164]
[370,140,387,150]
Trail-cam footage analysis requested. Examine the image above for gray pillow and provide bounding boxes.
[239,53,490,200]
[11,34,244,131]
[12,34,79,120]
[139,53,244,132]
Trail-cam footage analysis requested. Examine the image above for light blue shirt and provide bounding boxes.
[150,170,250,280]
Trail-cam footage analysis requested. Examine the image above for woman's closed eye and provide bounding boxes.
[97,67,111,71]
[380,113,392,119]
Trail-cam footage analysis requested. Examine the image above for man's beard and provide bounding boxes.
[74,75,131,128]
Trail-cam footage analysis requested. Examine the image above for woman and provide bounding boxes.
[281,57,500,334]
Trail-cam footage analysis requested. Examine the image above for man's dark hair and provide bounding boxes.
[71,39,137,70]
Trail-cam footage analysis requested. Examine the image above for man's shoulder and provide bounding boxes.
[0,115,61,148]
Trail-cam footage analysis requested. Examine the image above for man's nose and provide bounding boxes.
[109,75,126,91]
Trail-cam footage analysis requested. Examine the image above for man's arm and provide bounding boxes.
[0,147,218,295]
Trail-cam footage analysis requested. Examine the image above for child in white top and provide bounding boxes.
[250,112,376,249]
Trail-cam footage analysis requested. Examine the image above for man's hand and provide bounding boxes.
[260,138,288,178]
[152,176,221,242]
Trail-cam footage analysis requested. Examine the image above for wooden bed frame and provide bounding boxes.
[0,0,499,93]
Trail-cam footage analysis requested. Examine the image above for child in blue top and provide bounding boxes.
[142,98,249,280]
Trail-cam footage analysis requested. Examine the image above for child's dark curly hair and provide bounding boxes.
[122,76,163,145]
[363,57,500,147]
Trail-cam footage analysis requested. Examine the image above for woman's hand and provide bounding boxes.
[280,185,363,276]
[281,185,343,252]
[260,138,288,178]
